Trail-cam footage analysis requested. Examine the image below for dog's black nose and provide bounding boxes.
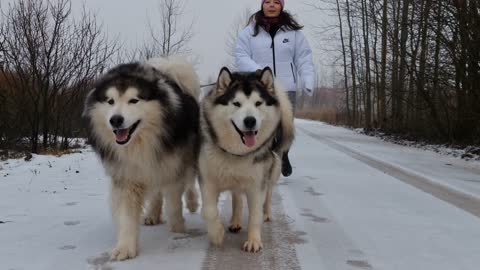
[110,115,124,128]
[244,116,256,129]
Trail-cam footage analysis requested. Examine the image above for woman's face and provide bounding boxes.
[262,0,282,18]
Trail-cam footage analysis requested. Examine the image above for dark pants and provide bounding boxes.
[282,91,296,176]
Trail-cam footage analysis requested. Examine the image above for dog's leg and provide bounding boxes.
[143,190,164,225]
[110,183,145,261]
[185,173,199,213]
[201,183,224,246]
[264,157,281,222]
[263,186,273,222]
[243,186,267,253]
[228,191,243,233]
[164,183,186,233]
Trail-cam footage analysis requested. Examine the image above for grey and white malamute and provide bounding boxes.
[83,57,200,260]
[199,67,294,252]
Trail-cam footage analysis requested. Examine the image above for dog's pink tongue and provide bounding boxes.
[243,132,256,147]
[115,129,129,142]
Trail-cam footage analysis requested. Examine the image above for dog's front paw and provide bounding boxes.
[207,222,225,246]
[242,238,263,253]
[263,213,272,222]
[170,221,186,233]
[228,223,242,233]
[110,244,137,261]
[142,214,164,226]
[186,200,199,213]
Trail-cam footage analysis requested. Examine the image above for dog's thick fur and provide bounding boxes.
[199,67,294,252]
[83,57,200,260]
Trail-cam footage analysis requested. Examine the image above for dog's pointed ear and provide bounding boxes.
[215,67,232,94]
[254,69,263,77]
[259,67,275,94]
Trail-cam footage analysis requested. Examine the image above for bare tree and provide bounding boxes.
[0,0,117,153]
[345,0,357,126]
[394,0,410,130]
[130,0,193,61]
[225,8,252,68]
[335,0,350,123]
[378,0,388,129]
[360,0,372,129]
[310,0,479,143]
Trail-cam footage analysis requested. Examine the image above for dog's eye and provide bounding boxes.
[233,102,241,107]
[129,99,139,104]
[255,101,263,107]
[107,99,114,105]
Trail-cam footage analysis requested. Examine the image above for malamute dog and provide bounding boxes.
[199,67,294,252]
[83,57,200,260]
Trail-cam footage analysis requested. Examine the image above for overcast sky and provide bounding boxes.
[1,0,332,84]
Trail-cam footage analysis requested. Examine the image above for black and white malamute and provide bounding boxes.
[83,57,200,260]
[199,67,294,252]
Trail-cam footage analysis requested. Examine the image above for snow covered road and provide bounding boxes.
[1,120,479,270]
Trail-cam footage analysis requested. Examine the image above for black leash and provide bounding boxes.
[200,82,216,88]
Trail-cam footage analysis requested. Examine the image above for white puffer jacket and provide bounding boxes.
[235,23,315,95]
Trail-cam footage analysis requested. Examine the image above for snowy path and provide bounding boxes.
[299,126,480,219]
[1,120,479,270]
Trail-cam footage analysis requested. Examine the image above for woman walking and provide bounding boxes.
[235,0,315,176]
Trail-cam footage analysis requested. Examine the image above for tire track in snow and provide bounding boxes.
[299,126,480,219]
[202,189,303,270]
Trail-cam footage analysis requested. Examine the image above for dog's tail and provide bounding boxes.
[146,56,200,100]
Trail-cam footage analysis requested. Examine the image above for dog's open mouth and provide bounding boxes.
[231,121,258,148]
[113,120,141,145]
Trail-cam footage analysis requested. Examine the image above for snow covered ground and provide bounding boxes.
[355,129,480,161]
[1,120,479,270]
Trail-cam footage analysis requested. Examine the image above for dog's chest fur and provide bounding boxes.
[199,143,279,191]
[103,142,185,188]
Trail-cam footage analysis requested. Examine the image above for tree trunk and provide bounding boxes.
[336,0,350,123]
[345,0,357,126]
[415,0,432,132]
[396,0,411,130]
[371,0,380,128]
[390,0,401,131]
[379,0,388,129]
[361,0,372,130]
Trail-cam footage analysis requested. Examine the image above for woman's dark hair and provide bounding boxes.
[247,10,303,36]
